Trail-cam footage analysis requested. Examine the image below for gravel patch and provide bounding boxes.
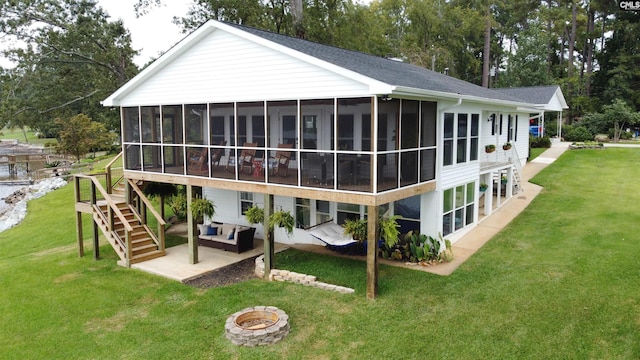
[182,255,260,288]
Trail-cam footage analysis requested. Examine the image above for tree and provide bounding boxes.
[582,99,640,142]
[0,0,139,136]
[56,113,110,160]
[593,10,640,111]
[601,99,640,142]
[496,20,552,87]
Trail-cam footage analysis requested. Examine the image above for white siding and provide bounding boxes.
[439,162,479,189]
[203,188,240,224]
[117,30,372,106]
[203,189,316,244]
[514,112,530,165]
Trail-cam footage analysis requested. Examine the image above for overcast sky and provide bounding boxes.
[98,1,191,67]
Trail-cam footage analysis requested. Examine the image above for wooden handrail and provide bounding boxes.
[76,174,133,233]
[105,152,123,193]
[127,179,166,251]
[91,203,127,250]
[104,151,123,170]
[127,179,166,226]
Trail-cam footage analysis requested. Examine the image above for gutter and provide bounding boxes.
[438,96,462,112]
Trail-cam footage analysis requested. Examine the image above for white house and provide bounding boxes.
[100,20,552,297]
[495,86,568,139]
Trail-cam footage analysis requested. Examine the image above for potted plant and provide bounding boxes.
[245,205,294,236]
[485,144,496,153]
[501,175,508,185]
[343,218,368,242]
[191,196,215,234]
[502,142,512,150]
[244,206,264,227]
[479,183,488,192]
[343,215,400,247]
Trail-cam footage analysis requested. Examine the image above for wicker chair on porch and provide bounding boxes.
[271,143,294,176]
[238,143,258,174]
[187,148,208,172]
[210,140,227,170]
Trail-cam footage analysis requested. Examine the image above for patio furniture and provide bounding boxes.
[198,222,256,253]
[271,143,294,176]
[187,148,208,172]
[211,140,227,169]
[238,143,258,174]
[306,221,357,247]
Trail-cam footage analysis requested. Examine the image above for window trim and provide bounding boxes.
[443,112,480,167]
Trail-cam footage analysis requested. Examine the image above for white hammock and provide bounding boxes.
[306,221,357,247]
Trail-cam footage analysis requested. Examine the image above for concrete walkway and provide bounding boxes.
[427,141,570,275]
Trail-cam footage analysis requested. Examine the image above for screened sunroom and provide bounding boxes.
[122,96,437,195]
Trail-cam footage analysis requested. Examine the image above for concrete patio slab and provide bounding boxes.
[132,237,287,282]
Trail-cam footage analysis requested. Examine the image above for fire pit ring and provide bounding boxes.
[225,306,289,346]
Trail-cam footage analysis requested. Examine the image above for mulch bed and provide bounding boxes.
[182,255,260,289]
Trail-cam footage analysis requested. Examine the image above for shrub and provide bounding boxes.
[530,135,551,148]
[564,125,593,142]
[169,193,188,221]
[379,231,452,264]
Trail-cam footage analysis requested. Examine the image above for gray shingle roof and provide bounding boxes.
[493,86,560,105]
[226,23,526,104]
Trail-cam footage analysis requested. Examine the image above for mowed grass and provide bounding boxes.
[0,126,56,146]
[529,146,547,161]
[1,148,640,359]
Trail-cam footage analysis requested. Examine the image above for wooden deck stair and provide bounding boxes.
[94,201,165,265]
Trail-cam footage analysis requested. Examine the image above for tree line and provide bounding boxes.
[1,0,639,150]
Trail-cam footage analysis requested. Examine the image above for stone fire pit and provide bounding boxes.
[225,306,289,346]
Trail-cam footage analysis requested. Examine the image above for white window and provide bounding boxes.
[295,198,310,228]
[444,112,479,166]
[240,192,254,215]
[442,182,475,236]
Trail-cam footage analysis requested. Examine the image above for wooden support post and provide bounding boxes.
[92,218,100,260]
[187,185,198,264]
[89,181,99,260]
[263,193,274,279]
[366,205,379,299]
[74,177,84,257]
[76,211,84,257]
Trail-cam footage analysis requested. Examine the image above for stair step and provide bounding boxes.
[130,250,166,264]
[132,243,159,256]
[132,237,154,247]
[88,177,166,266]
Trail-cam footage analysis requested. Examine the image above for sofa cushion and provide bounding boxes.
[206,226,218,235]
[197,224,208,235]
[222,223,235,235]
[227,228,235,240]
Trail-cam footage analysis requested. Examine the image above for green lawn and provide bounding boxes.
[1,148,639,359]
[529,146,547,161]
[0,126,56,146]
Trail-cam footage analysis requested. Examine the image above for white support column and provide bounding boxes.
[483,174,493,216]
[506,167,514,198]
[187,185,198,264]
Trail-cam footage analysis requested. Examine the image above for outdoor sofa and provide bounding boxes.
[197,222,256,253]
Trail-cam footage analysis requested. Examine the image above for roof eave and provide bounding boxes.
[102,20,395,107]
[391,86,533,108]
